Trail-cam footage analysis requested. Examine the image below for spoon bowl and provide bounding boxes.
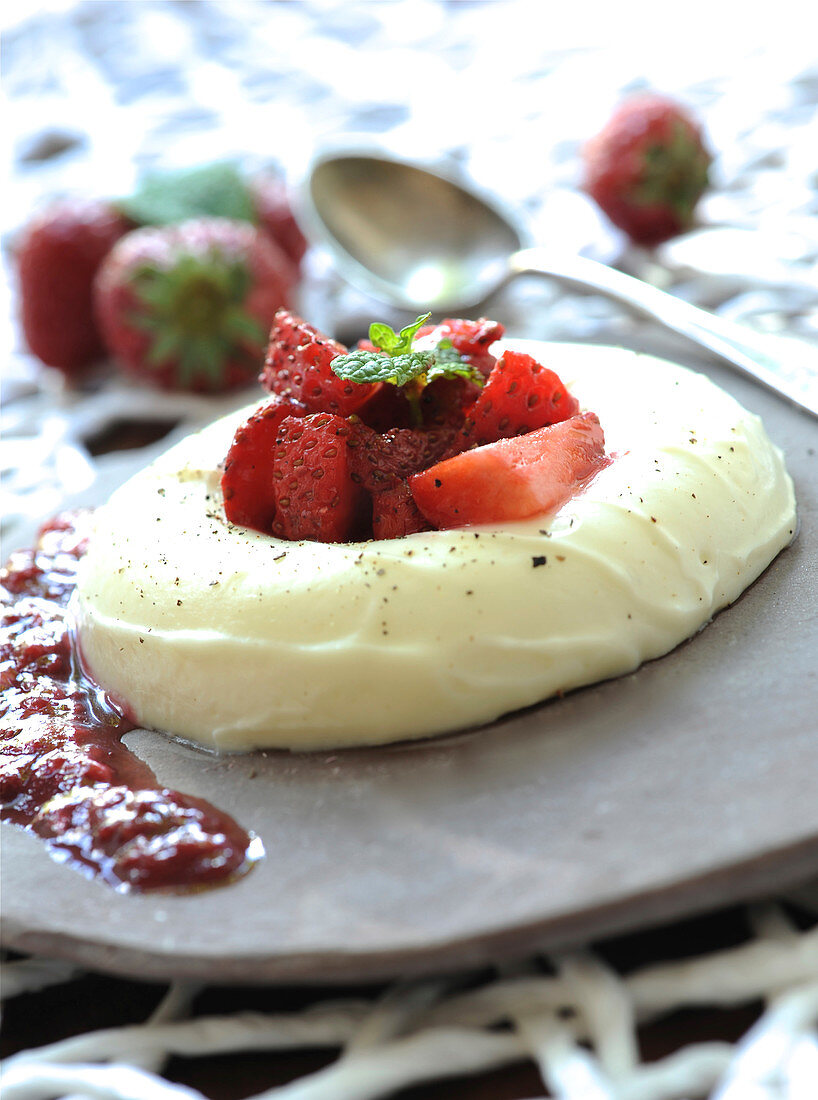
[301,150,817,418]
[305,152,524,311]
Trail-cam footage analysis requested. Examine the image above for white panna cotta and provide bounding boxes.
[77,342,796,751]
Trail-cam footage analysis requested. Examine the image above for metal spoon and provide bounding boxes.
[301,151,817,419]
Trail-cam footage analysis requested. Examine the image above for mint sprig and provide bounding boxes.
[330,314,484,391]
[330,348,437,386]
[369,313,431,356]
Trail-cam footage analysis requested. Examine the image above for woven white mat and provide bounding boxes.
[3,887,818,1100]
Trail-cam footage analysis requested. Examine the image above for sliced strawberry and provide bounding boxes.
[348,423,460,493]
[419,375,482,431]
[419,317,505,378]
[272,413,368,543]
[261,310,378,417]
[354,381,414,431]
[410,412,608,529]
[372,482,432,540]
[463,350,579,446]
[221,396,306,534]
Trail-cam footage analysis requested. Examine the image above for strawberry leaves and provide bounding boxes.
[117,163,258,227]
[127,250,266,387]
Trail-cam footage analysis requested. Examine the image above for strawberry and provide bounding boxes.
[346,423,454,538]
[261,310,379,417]
[419,316,505,377]
[222,310,598,543]
[272,413,368,543]
[348,423,459,493]
[94,218,295,392]
[410,412,608,529]
[372,482,431,539]
[582,94,712,246]
[118,162,309,271]
[249,173,308,268]
[414,317,504,429]
[463,350,579,446]
[15,198,131,374]
[354,382,414,431]
[221,395,306,533]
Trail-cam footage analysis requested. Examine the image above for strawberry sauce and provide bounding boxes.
[1,511,259,891]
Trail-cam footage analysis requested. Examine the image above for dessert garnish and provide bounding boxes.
[221,310,607,541]
[330,312,486,423]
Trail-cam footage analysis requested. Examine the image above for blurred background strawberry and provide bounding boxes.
[13,162,305,390]
[16,197,131,375]
[582,94,712,246]
[94,217,295,393]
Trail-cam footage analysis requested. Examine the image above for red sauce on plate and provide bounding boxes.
[1,511,261,891]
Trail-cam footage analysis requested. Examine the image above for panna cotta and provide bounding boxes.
[77,341,796,751]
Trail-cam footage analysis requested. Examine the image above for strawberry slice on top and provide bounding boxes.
[221,395,306,533]
[463,350,579,447]
[223,309,608,542]
[272,413,368,543]
[410,412,608,529]
[418,316,505,378]
[261,309,378,417]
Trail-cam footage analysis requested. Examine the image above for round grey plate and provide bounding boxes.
[3,346,817,985]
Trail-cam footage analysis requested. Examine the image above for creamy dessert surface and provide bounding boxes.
[77,342,797,751]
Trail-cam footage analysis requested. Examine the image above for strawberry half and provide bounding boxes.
[221,396,306,533]
[371,483,431,539]
[94,218,295,392]
[410,412,608,528]
[348,424,460,493]
[419,317,505,378]
[272,413,368,543]
[463,350,579,446]
[261,310,379,417]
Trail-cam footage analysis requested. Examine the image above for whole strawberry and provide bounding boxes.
[16,198,131,374]
[94,218,296,392]
[249,173,308,268]
[117,161,308,270]
[582,94,712,246]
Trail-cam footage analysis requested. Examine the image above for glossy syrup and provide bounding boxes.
[1,511,260,892]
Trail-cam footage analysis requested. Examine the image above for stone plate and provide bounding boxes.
[3,347,817,985]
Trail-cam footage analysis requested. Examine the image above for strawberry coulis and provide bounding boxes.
[1,510,259,892]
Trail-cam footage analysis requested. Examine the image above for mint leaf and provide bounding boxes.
[368,312,431,356]
[394,312,432,352]
[424,338,484,385]
[116,162,257,227]
[368,322,401,353]
[331,348,436,386]
[330,315,486,391]
[426,357,484,385]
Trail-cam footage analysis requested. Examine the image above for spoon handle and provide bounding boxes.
[510,247,818,419]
